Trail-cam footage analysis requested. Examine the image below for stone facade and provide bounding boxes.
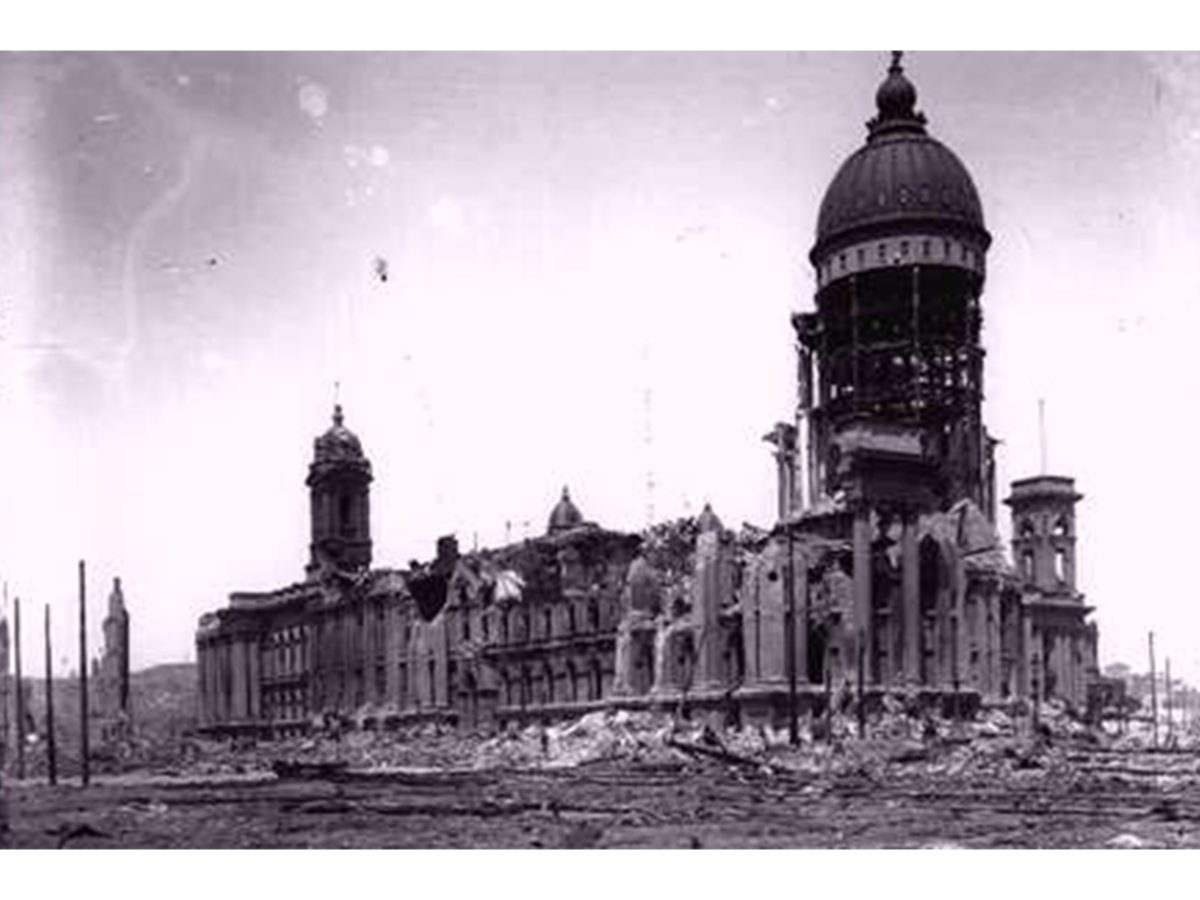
[195,56,1100,737]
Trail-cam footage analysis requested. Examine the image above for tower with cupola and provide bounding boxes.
[306,404,373,577]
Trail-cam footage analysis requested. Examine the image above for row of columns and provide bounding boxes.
[1029,626,1092,709]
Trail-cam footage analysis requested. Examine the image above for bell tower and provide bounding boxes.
[1005,476,1082,598]
[306,404,373,578]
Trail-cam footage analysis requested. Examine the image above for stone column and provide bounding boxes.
[247,639,261,721]
[230,639,247,721]
[853,506,873,683]
[930,574,945,689]
[901,514,920,686]
[1076,634,1085,707]
[953,574,968,695]
[1018,608,1031,700]
[791,544,810,688]
[196,646,208,727]
[384,602,398,709]
[611,620,635,697]
[434,618,449,709]
[694,531,727,693]
[984,588,998,697]
[746,540,787,688]
[973,590,986,696]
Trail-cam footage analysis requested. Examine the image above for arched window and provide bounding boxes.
[565,660,578,703]
[1054,549,1067,583]
[588,599,601,632]
[591,659,604,701]
[543,607,553,640]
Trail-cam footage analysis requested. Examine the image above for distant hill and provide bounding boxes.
[9,662,198,776]
[130,662,198,740]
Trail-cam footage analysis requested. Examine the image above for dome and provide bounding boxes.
[696,502,723,534]
[547,486,583,534]
[313,404,365,463]
[812,53,988,261]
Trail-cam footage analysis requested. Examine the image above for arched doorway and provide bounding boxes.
[462,671,479,730]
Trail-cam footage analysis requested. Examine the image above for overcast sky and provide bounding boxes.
[1,51,1199,681]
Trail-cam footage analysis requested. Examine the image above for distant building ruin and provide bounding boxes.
[96,577,131,737]
[0,611,9,765]
[196,55,1099,736]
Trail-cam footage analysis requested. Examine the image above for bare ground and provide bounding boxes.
[5,743,1200,848]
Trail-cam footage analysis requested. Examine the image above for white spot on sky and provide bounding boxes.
[764,95,782,111]
[369,145,390,167]
[343,144,390,168]
[430,197,467,239]
[176,73,191,87]
[200,350,231,373]
[297,81,329,121]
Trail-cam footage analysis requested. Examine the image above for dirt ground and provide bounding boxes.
[6,740,1200,849]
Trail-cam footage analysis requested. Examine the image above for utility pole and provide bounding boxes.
[1165,656,1174,747]
[1149,631,1158,750]
[43,604,57,786]
[1,581,8,770]
[13,597,23,780]
[79,561,89,787]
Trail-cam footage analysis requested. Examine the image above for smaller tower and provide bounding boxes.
[1005,475,1082,597]
[1006,475,1092,709]
[547,486,583,535]
[307,404,373,577]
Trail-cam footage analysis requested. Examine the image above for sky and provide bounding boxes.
[1,51,1200,681]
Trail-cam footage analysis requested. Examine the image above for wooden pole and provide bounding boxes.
[1166,657,1174,746]
[43,604,56,786]
[1,581,8,769]
[79,561,89,787]
[1148,631,1158,750]
[13,597,23,781]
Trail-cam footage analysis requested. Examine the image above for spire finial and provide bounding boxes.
[869,50,924,136]
[332,381,344,426]
[1038,398,1048,475]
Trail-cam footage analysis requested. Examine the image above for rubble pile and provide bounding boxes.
[82,697,1184,798]
[476,710,719,770]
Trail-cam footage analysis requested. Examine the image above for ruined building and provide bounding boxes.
[0,611,9,764]
[96,577,131,728]
[196,55,1099,736]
